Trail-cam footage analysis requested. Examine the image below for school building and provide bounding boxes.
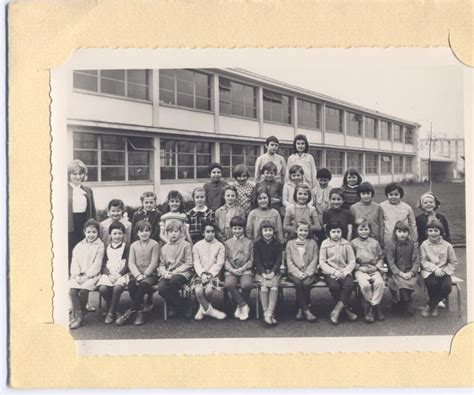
[419,137,465,182]
[68,68,420,209]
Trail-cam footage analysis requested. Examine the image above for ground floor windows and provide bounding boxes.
[405,156,413,173]
[393,155,403,173]
[365,153,378,174]
[326,150,344,175]
[220,143,259,178]
[347,152,363,172]
[381,155,392,174]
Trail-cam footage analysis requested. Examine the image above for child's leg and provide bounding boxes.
[162,275,188,314]
[98,285,112,309]
[109,285,124,315]
[69,288,82,319]
[127,279,140,311]
[371,272,385,306]
[195,285,210,310]
[136,281,153,311]
[259,286,269,313]
[323,274,343,303]
[354,272,373,304]
[424,274,441,309]
[224,273,244,307]
[302,276,314,307]
[339,275,355,306]
[267,287,279,316]
[240,274,254,306]
[289,275,307,310]
[79,290,89,313]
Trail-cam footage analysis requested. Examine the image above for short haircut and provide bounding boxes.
[258,220,276,235]
[296,220,310,230]
[357,181,375,197]
[289,164,304,176]
[165,219,183,232]
[223,184,238,195]
[418,192,441,210]
[109,221,126,234]
[343,167,363,187]
[329,187,345,201]
[426,219,445,236]
[265,135,280,146]
[293,183,312,204]
[317,168,332,180]
[355,218,372,231]
[253,188,272,208]
[293,134,309,153]
[167,190,183,203]
[201,220,217,233]
[140,191,157,203]
[83,219,100,232]
[232,164,250,179]
[68,159,88,180]
[393,220,410,233]
[192,187,206,199]
[326,221,344,235]
[385,182,405,198]
[261,161,277,174]
[108,198,125,211]
[230,215,246,228]
[136,220,152,232]
[208,162,223,174]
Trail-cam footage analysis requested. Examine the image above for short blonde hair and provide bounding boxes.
[165,219,183,233]
[67,159,88,182]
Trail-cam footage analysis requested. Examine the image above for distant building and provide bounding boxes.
[67,68,420,209]
[419,138,464,182]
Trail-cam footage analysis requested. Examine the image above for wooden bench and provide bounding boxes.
[445,276,464,317]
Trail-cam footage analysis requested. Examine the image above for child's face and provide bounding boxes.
[427,227,441,241]
[330,193,344,209]
[329,228,342,241]
[142,197,156,212]
[210,168,222,182]
[267,141,279,154]
[169,198,181,212]
[168,227,181,242]
[290,171,303,183]
[387,190,401,204]
[395,229,409,241]
[421,196,436,213]
[346,174,359,186]
[357,224,370,239]
[138,227,151,241]
[108,206,123,221]
[84,226,99,243]
[232,225,244,238]
[317,178,330,188]
[203,226,216,242]
[295,139,306,153]
[296,225,309,240]
[257,193,270,209]
[224,190,237,206]
[69,170,85,185]
[263,170,276,181]
[110,228,124,244]
[296,189,310,205]
[194,191,206,207]
[236,174,248,185]
[360,191,372,204]
[262,227,274,241]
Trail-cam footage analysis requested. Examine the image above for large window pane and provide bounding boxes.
[102,167,126,181]
[127,70,148,85]
[101,70,125,80]
[127,84,148,100]
[101,78,125,96]
[177,153,195,166]
[74,133,97,149]
[74,151,97,165]
[178,167,194,179]
[128,166,150,181]
[73,72,98,92]
[365,117,377,139]
[326,150,344,175]
[161,167,175,180]
[101,151,125,166]
[86,167,98,182]
[366,154,378,174]
[380,121,390,140]
[347,112,362,136]
[102,135,126,150]
[128,151,149,166]
[177,93,194,108]
[263,89,291,124]
[326,107,342,133]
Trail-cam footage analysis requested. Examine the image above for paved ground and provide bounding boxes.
[72,247,467,341]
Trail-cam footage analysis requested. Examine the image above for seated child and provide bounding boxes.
[232,164,255,215]
[215,185,245,242]
[116,220,159,326]
[322,188,354,242]
[224,216,254,321]
[341,167,362,209]
[319,221,357,325]
[192,221,227,320]
[100,199,132,245]
[97,222,130,324]
[283,164,304,208]
[187,187,215,245]
[157,220,194,318]
[131,192,162,243]
[255,161,284,215]
[386,220,423,315]
[254,221,283,326]
[254,135,286,183]
[285,221,319,322]
[203,162,229,211]
[351,219,386,323]
[416,192,451,244]
[69,219,104,329]
[420,220,457,318]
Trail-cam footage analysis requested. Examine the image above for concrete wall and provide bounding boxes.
[262,122,294,142]
[219,116,260,138]
[158,106,214,133]
[325,132,344,146]
[346,136,363,148]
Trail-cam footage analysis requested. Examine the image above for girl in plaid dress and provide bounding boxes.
[232,164,255,215]
[187,187,215,245]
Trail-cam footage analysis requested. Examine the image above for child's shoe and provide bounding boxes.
[303,309,317,322]
[239,304,250,321]
[116,308,134,326]
[263,311,273,326]
[104,312,116,324]
[405,301,416,315]
[430,306,439,317]
[234,305,242,319]
[329,301,344,325]
[365,305,375,323]
[85,303,96,312]
[344,307,358,322]
[270,315,278,326]
[194,305,205,321]
[205,305,226,320]
[421,305,432,318]
[438,300,446,309]
[374,305,385,321]
[134,310,145,326]
[69,317,84,330]
[295,308,304,321]
[143,302,154,313]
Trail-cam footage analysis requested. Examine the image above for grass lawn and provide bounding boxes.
[373,181,466,245]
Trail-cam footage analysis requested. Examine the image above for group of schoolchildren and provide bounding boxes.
[68,134,458,330]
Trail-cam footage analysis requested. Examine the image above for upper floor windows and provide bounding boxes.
[297,99,321,129]
[263,89,292,125]
[219,78,257,119]
[346,112,362,137]
[325,106,343,133]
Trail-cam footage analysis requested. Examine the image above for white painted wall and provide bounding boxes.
[346,136,363,148]
[159,106,214,133]
[219,116,260,137]
[325,132,344,146]
[379,175,393,184]
[364,139,378,149]
[380,141,392,151]
[393,142,404,152]
[365,175,379,185]
[262,123,294,142]
[298,129,323,145]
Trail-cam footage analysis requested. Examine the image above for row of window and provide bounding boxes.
[73,132,414,183]
[72,69,414,143]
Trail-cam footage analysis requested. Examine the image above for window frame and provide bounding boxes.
[405,127,414,144]
[346,111,363,137]
[325,106,343,133]
[263,89,293,125]
[393,155,403,173]
[219,77,258,120]
[380,154,392,174]
[346,151,363,172]
[405,156,413,173]
[219,142,260,179]
[297,98,321,130]
[365,153,378,174]
[365,116,377,139]
[392,124,403,142]
[326,150,344,175]
[380,120,391,141]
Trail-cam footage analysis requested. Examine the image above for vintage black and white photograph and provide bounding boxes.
[51,48,469,355]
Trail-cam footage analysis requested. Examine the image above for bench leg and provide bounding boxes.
[255,287,260,320]
[454,284,462,317]
[163,299,168,321]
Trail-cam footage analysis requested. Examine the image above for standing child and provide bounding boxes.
[203,162,229,211]
[285,221,319,322]
[69,219,104,329]
[192,221,227,320]
[116,220,159,326]
[160,190,192,244]
[157,220,194,318]
[416,192,451,244]
[386,220,423,315]
[351,220,386,323]
[131,192,162,243]
[187,187,215,245]
[100,199,132,245]
[215,185,246,242]
[380,183,418,247]
[319,221,357,325]
[254,221,283,326]
[420,220,457,318]
[350,182,384,247]
[246,189,284,244]
[255,162,284,214]
[97,222,129,324]
[283,164,304,209]
[224,216,254,321]
[254,135,286,183]
[232,164,255,215]
[285,134,317,189]
[322,188,354,242]
[312,168,333,243]
[283,183,321,240]
[341,167,363,209]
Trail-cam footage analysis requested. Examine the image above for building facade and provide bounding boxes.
[68,68,420,209]
[419,138,465,182]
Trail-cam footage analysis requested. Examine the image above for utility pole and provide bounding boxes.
[428,122,433,191]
